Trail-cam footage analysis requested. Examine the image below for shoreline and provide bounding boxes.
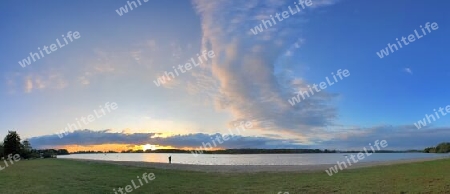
[59,156,449,173]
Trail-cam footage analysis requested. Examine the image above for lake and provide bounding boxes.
[58,153,450,165]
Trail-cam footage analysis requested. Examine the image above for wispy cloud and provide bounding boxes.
[25,76,33,93]
[22,71,68,93]
[403,67,413,75]
[191,0,340,140]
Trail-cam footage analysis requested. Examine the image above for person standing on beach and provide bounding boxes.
[168,156,172,164]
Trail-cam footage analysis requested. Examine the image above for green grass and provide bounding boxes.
[0,158,449,193]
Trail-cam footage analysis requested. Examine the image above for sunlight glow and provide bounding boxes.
[143,144,157,151]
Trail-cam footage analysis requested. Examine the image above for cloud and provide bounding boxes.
[309,0,340,8]
[28,129,307,149]
[25,76,33,93]
[78,75,90,85]
[21,71,67,93]
[403,68,413,75]
[76,39,195,89]
[191,0,340,139]
[29,129,156,148]
[27,125,450,150]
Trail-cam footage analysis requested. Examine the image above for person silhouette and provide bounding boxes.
[169,156,172,164]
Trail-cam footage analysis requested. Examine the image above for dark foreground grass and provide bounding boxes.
[0,159,449,194]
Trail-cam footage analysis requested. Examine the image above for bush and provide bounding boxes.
[424,147,436,153]
[424,142,450,153]
[435,142,450,153]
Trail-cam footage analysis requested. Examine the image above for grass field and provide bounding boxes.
[0,158,449,193]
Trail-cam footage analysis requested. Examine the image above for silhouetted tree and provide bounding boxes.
[20,139,33,159]
[0,143,4,158]
[424,147,436,153]
[41,149,57,158]
[3,131,22,156]
[57,149,69,155]
[22,140,32,151]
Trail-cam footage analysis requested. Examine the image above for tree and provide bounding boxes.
[41,149,57,158]
[424,147,436,153]
[424,142,450,153]
[3,131,22,156]
[20,139,33,159]
[57,149,69,155]
[435,142,450,153]
[22,140,32,151]
[0,143,4,158]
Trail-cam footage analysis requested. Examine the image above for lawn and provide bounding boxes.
[0,158,449,193]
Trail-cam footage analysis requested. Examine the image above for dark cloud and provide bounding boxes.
[28,129,308,149]
[28,125,450,150]
[28,129,156,148]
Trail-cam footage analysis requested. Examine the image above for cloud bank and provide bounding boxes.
[28,129,306,149]
[28,126,450,150]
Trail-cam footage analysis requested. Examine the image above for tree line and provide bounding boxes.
[0,131,69,159]
[424,142,450,153]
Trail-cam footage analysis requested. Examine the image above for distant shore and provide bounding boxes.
[60,156,449,173]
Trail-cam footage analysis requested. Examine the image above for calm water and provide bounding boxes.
[58,153,449,165]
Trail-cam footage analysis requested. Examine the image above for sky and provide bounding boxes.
[1,0,450,152]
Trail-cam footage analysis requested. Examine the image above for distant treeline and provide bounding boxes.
[205,149,333,154]
[339,150,422,153]
[424,142,450,153]
[71,148,423,154]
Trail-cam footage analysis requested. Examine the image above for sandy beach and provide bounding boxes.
[61,156,449,173]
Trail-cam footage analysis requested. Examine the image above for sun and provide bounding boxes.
[142,144,156,151]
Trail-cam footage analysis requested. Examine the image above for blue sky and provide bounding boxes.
[1,0,450,151]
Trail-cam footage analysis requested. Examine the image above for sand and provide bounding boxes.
[60,156,449,173]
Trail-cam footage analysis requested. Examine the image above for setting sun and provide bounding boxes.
[142,144,156,151]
